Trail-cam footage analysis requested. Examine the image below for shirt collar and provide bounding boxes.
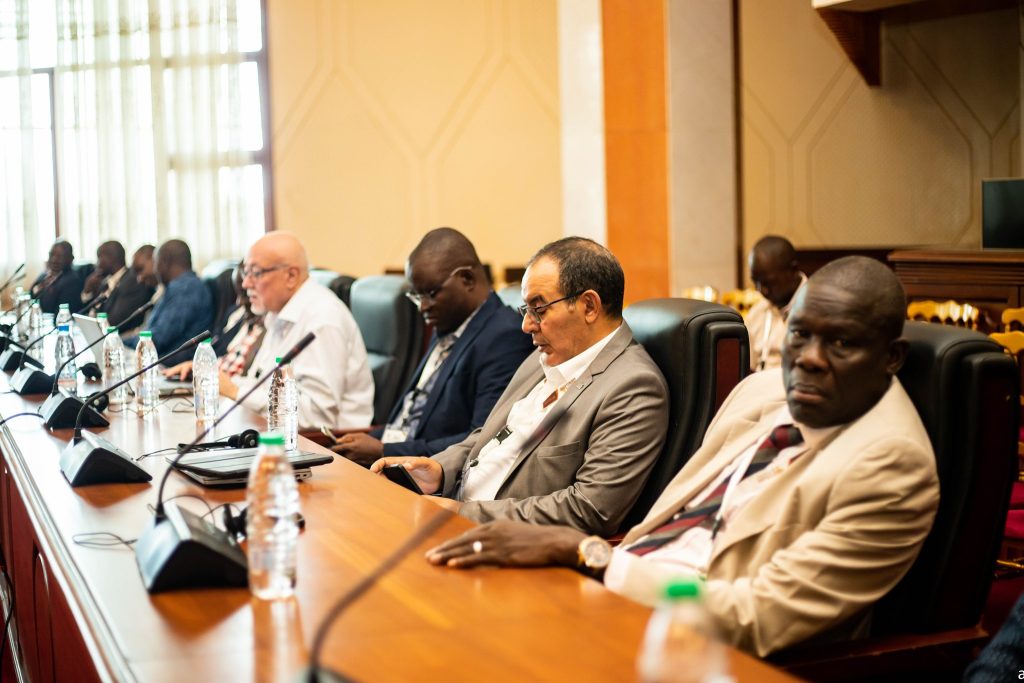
[540,323,622,386]
[440,297,486,345]
[272,277,316,326]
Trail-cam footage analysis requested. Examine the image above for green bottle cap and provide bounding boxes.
[259,431,286,446]
[274,357,282,363]
[139,330,152,338]
[58,303,69,309]
[663,579,702,601]
[107,326,118,333]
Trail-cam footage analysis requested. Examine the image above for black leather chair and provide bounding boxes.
[200,258,239,281]
[203,267,237,340]
[349,275,424,425]
[74,262,95,282]
[309,267,340,290]
[619,298,750,530]
[776,321,1019,680]
[328,275,356,309]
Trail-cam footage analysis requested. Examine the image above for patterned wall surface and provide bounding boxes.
[740,1,1019,257]
[267,0,562,278]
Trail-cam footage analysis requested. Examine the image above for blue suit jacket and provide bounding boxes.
[376,292,533,457]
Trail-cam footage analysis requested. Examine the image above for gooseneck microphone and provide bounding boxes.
[303,509,454,682]
[0,264,25,297]
[134,331,317,593]
[51,300,155,397]
[1,325,57,373]
[76,290,109,316]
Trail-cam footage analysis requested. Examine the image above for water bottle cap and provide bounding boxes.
[139,330,153,338]
[59,303,69,309]
[58,324,70,332]
[662,579,702,601]
[97,313,107,319]
[259,431,286,446]
[107,326,118,333]
[31,299,39,306]
[274,357,282,363]
[200,338,212,345]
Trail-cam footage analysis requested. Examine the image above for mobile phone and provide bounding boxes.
[382,463,423,494]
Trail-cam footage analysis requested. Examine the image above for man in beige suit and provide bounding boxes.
[370,237,669,536]
[425,256,939,657]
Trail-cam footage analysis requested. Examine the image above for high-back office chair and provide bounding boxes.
[309,267,340,290]
[496,283,523,310]
[618,298,750,531]
[348,275,424,425]
[328,275,356,309]
[777,321,1018,681]
[199,258,239,281]
[204,267,237,339]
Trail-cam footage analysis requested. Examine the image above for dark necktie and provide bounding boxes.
[627,424,804,557]
[387,335,457,437]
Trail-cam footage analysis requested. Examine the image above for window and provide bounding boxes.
[0,0,273,274]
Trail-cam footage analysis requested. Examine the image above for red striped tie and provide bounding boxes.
[627,424,803,557]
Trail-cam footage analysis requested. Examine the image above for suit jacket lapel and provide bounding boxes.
[494,323,634,492]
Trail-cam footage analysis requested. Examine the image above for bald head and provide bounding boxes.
[409,227,483,278]
[154,239,192,285]
[242,231,311,315]
[810,256,906,342]
[405,227,488,333]
[97,240,126,273]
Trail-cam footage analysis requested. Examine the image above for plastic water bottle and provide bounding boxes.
[55,324,77,394]
[267,358,298,452]
[637,580,730,683]
[246,431,300,600]
[15,293,30,340]
[96,311,108,330]
[27,300,43,361]
[135,331,159,414]
[102,325,126,407]
[55,302,72,328]
[192,339,219,421]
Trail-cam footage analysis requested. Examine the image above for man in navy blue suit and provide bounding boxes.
[332,228,533,466]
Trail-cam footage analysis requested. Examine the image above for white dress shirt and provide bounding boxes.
[460,324,622,502]
[746,273,807,371]
[233,278,375,429]
[603,405,839,595]
[81,266,127,303]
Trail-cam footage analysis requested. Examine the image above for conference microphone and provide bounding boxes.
[0,264,25,299]
[0,276,61,347]
[0,325,56,375]
[75,290,109,316]
[301,508,455,682]
[134,331,317,593]
[55,328,211,488]
[13,324,110,397]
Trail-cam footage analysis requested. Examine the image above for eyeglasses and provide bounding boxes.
[240,264,287,281]
[517,291,584,325]
[405,266,473,307]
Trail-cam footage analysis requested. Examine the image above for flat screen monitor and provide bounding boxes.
[982,178,1024,248]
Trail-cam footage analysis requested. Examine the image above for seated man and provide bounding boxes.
[123,239,212,366]
[98,244,156,331]
[425,256,939,657]
[746,235,806,371]
[219,232,375,429]
[332,227,533,465]
[30,240,83,314]
[370,237,669,536]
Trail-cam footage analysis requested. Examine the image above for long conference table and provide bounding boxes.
[0,356,800,682]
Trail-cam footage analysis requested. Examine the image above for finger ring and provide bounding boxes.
[472,540,483,554]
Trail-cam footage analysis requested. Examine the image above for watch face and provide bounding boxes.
[582,537,612,568]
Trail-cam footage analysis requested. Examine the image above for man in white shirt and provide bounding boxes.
[218,232,375,429]
[369,237,669,536]
[425,256,939,657]
[746,235,806,371]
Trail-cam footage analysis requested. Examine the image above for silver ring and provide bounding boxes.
[472,540,483,554]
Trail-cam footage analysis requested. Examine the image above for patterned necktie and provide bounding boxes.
[627,424,804,557]
[389,334,458,437]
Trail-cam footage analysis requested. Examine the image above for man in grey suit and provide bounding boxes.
[370,237,669,536]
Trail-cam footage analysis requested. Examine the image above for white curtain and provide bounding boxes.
[0,0,265,286]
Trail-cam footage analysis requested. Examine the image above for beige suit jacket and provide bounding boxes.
[617,369,939,656]
[434,323,669,535]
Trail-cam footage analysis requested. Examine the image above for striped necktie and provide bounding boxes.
[627,424,804,557]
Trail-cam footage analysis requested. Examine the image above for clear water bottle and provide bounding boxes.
[267,358,298,452]
[55,324,77,394]
[96,311,108,330]
[637,580,730,683]
[192,338,219,422]
[15,293,30,340]
[102,326,127,407]
[27,300,42,338]
[135,330,159,414]
[246,431,300,600]
[55,302,72,328]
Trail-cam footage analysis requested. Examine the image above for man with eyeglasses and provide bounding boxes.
[332,228,533,466]
[369,236,669,536]
[218,231,375,429]
[123,239,213,367]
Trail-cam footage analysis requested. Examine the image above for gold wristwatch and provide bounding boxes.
[576,535,612,575]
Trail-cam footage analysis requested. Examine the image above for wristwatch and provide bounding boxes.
[576,535,613,576]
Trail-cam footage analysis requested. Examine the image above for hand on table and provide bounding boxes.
[331,432,384,467]
[369,456,443,495]
[424,520,585,569]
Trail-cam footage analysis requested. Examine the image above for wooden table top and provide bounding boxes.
[0,368,800,682]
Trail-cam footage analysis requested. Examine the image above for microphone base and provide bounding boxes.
[291,667,357,683]
[135,502,248,593]
[9,367,54,395]
[0,348,42,372]
[60,431,152,486]
[0,334,21,353]
[41,389,110,430]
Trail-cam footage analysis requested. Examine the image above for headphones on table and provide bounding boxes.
[178,428,260,452]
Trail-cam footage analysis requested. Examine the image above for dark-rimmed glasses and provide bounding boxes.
[405,266,473,307]
[240,264,287,281]
[518,291,584,325]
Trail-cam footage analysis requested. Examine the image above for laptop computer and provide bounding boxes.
[167,447,333,487]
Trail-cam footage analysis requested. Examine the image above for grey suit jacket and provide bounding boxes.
[433,322,669,535]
